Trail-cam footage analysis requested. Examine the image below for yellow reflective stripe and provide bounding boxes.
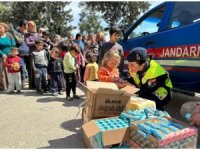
[153,87,168,100]
[130,70,140,87]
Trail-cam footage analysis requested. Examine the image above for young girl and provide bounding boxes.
[98,49,125,88]
[83,53,98,84]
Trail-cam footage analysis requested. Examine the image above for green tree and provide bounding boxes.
[80,1,150,30]
[78,6,104,35]
[3,2,74,37]
[0,2,12,22]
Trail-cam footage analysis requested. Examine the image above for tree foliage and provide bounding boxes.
[78,5,104,35]
[0,2,12,22]
[0,2,74,36]
[80,1,150,30]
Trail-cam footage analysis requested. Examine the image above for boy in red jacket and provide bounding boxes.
[5,47,24,94]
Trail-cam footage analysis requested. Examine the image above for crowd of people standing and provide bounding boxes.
[1,19,200,127]
[0,19,122,101]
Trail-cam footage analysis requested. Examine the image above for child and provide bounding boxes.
[48,47,64,96]
[57,42,68,59]
[98,49,125,88]
[5,47,24,93]
[32,39,48,94]
[63,44,80,101]
[83,53,98,84]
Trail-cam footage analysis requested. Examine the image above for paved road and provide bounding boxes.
[0,86,86,148]
[0,85,199,148]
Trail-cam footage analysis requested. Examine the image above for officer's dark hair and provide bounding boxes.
[109,27,121,36]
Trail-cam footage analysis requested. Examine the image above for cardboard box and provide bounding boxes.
[130,117,198,148]
[125,96,156,110]
[85,81,139,118]
[82,117,130,148]
[82,106,103,124]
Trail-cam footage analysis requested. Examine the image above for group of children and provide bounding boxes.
[5,39,126,101]
[4,24,129,102]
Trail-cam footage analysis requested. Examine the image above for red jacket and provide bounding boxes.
[98,67,119,82]
[5,55,21,73]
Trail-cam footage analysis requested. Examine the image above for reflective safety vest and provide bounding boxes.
[129,60,173,100]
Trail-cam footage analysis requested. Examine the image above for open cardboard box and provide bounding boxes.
[82,117,130,148]
[85,81,139,118]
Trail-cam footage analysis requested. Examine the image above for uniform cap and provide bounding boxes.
[127,47,147,62]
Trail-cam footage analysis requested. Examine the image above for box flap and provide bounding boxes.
[82,120,100,138]
[96,88,125,95]
[102,127,130,146]
[120,85,139,95]
[86,81,118,90]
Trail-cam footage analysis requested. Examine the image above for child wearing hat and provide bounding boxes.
[126,47,173,110]
[5,47,24,93]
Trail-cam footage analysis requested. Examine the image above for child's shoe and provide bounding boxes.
[66,96,73,101]
[52,92,58,96]
[17,90,22,93]
[73,94,80,99]
[37,90,43,95]
[58,91,64,95]
[8,91,14,94]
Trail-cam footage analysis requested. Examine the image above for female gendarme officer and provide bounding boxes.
[126,47,173,110]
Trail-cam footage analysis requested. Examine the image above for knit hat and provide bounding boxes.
[127,47,147,62]
[0,22,9,32]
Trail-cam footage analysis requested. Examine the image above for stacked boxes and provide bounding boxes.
[83,108,174,148]
[130,117,198,148]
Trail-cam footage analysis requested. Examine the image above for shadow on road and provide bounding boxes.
[38,119,85,148]
[36,95,85,108]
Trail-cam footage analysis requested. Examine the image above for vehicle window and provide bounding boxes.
[128,6,165,39]
[170,2,200,28]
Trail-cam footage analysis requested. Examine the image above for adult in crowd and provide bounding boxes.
[86,33,99,62]
[25,20,40,89]
[67,34,74,49]
[0,22,16,90]
[98,27,124,77]
[74,33,85,53]
[53,34,63,46]
[96,31,106,52]
[126,47,173,110]
[10,19,29,87]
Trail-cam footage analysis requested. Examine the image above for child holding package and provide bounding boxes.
[5,47,24,94]
[63,44,80,101]
[48,47,64,96]
[98,49,126,88]
[32,39,48,94]
[83,52,98,83]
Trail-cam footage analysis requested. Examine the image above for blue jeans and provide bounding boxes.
[34,67,48,92]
